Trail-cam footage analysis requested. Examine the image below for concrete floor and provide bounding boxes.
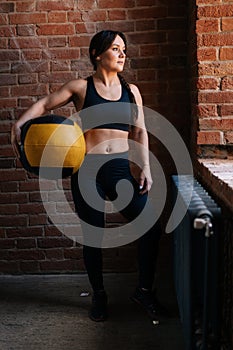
[0,271,185,350]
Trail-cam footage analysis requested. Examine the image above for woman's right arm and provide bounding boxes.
[11,79,84,157]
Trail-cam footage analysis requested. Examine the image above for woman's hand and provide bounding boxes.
[138,165,153,194]
[131,163,153,195]
[11,122,22,158]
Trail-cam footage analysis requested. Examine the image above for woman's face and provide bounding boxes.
[96,35,126,73]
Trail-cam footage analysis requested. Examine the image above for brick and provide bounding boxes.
[140,44,160,57]
[48,213,77,224]
[20,49,42,61]
[0,181,18,193]
[128,7,167,19]
[64,247,83,259]
[98,0,135,8]
[225,131,233,144]
[0,135,10,147]
[0,97,17,108]
[199,33,233,46]
[128,32,166,45]
[9,13,47,25]
[50,61,70,72]
[0,215,28,227]
[45,48,80,60]
[67,11,82,22]
[11,61,49,74]
[6,227,43,238]
[48,37,67,47]
[36,0,74,11]
[197,77,219,90]
[19,203,45,215]
[16,1,36,12]
[96,21,134,33]
[197,104,218,118]
[198,5,233,18]
[39,72,76,84]
[197,48,217,61]
[20,261,39,272]
[18,74,38,85]
[199,62,233,76]
[29,214,48,226]
[221,77,233,90]
[0,193,28,205]
[219,105,233,116]
[136,20,156,32]
[0,86,10,97]
[69,36,92,47]
[38,237,73,249]
[108,10,126,20]
[44,226,63,237]
[37,24,75,36]
[17,238,36,249]
[196,19,219,33]
[222,18,233,31]
[0,261,19,273]
[0,2,14,13]
[39,260,77,271]
[219,47,233,61]
[77,0,96,10]
[0,239,16,249]
[0,25,16,37]
[197,131,224,144]
[137,0,159,4]
[0,204,18,215]
[11,84,48,97]
[198,91,233,103]
[9,37,44,49]
[196,0,221,4]
[0,14,8,25]
[48,11,67,23]
[16,24,36,36]
[75,23,95,34]
[0,74,17,86]
[8,250,45,261]
[81,10,107,22]
[0,50,20,61]
[137,70,157,81]
[45,248,64,260]
[199,117,233,130]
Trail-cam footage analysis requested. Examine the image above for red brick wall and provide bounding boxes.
[195,0,233,146]
[0,0,189,274]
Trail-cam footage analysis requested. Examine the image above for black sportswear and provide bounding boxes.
[79,76,132,131]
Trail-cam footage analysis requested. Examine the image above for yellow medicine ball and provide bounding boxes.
[19,115,86,179]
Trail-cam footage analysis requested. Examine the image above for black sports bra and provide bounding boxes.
[79,76,132,131]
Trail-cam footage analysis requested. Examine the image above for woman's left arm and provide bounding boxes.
[129,84,153,194]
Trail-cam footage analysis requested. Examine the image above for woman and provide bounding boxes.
[11,30,162,322]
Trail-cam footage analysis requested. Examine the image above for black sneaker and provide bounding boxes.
[89,290,108,322]
[130,287,163,324]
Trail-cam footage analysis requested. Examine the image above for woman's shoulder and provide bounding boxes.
[67,77,88,92]
[129,83,142,104]
[129,83,140,93]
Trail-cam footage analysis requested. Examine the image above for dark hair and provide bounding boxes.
[89,30,138,121]
[89,30,127,71]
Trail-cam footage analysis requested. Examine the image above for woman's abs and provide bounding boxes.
[84,129,129,154]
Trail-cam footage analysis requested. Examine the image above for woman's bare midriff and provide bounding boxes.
[84,129,129,154]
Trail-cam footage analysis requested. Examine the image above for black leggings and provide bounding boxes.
[71,152,161,292]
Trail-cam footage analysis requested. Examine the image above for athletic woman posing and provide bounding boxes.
[11,30,162,322]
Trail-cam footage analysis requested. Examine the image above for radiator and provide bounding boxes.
[171,175,221,350]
